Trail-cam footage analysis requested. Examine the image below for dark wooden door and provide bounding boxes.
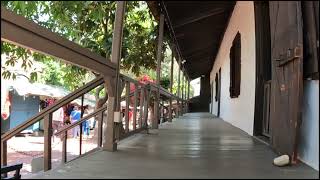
[269,1,303,163]
[217,68,221,117]
[262,80,271,137]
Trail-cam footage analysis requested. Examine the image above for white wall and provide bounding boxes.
[210,1,256,135]
[209,1,319,171]
[298,80,319,170]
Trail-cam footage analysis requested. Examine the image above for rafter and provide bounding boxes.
[173,8,225,29]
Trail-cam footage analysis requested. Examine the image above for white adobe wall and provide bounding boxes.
[210,1,256,135]
[298,80,319,170]
[209,1,319,171]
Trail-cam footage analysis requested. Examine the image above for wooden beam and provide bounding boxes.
[173,8,225,29]
[1,7,116,76]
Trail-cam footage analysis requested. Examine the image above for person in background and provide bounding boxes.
[70,105,81,138]
[52,106,64,141]
[82,106,90,139]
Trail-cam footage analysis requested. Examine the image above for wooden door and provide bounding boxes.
[269,1,303,163]
[217,68,221,117]
[262,80,271,137]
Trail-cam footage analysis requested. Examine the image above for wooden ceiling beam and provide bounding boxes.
[173,8,225,29]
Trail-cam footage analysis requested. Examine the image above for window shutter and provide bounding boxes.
[234,33,241,97]
[230,32,241,98]
[229,45,234,97]
[215,73,218,101]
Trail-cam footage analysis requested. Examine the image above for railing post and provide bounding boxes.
[98,111,103,147]
[79,95,84,155]
[143,86,151,127]
[133,83,138,130]
[44,113,52,171]
[153,94,158,129]
[1,140,7,169]
[139,87,144,128]
[62,131,67,163]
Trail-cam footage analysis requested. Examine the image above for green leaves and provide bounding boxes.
[1,1,171,92]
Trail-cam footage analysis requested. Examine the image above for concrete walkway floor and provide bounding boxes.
[32,113,319,179]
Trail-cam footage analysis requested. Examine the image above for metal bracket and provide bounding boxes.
[275,45,302,67]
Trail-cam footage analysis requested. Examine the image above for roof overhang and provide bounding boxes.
[147,1,235,80]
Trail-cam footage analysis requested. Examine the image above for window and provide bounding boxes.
[215,73,218,101]
[229,32,241,98]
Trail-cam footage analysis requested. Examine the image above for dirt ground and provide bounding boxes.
[6,130,98,178]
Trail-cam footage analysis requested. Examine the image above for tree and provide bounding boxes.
[1,1,162,89]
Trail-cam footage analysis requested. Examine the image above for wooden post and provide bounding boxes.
[183,75,186,114]
[62,131,67,163]
[1,140,7,177]
[169,49,174,122]
[181,75,183,115]
[153,96,158,128]
[143,86,151,127]
[97,111,103,147]
[139,87,144,128]
[187,78,190,113]
[133,83,138,130]
[177,57,181,117]
[79,95,84,155]
[1,140,7,166]
[125,81,130,132]
[112,1,126,111]
[154,13,164,129]
[104,1,126,152]
[44,113,52,171]
[103,89,117,151]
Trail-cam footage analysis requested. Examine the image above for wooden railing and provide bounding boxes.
[1,76,105,171]
[116,75,151,139]
[0,6,184,177]
[54,105,108,163]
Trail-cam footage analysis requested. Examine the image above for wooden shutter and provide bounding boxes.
[302,1,319,79]
[269,1,304,163]
[230,32,241,98]
[215,73,218,101]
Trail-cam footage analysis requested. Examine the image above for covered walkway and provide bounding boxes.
[32,113,318,179]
